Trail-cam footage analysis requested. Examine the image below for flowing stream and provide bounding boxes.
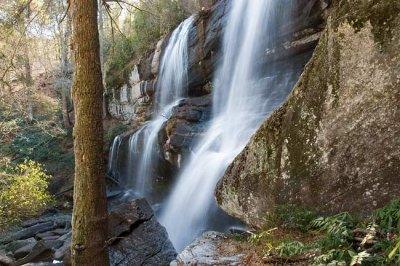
[160,0,297,251]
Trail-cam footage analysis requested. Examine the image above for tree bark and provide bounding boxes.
[70,0,109,265]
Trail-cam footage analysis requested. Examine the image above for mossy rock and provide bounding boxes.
[216,0,400,228]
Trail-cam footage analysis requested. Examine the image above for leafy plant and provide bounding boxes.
[275,240,305,256]
[349,250,370,265]
[373,198,400,233]
[311,212,354,242]
[267,204,318,232]
[247,228,276,245]
[312,249,347,266]
[388,238,400,263]
[105,0,189,89]
[0,160,53,231]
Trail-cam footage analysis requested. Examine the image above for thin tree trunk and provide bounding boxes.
[23,4,33,122]
[60,6,71,129]
[70,0,109,264]
[61,87,71,128]
[98,0,107,118]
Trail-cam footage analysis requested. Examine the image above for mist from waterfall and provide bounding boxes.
[108,16,194,198]
[160,0,296,251]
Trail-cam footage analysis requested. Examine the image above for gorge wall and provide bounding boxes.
[216,0,400,228]
[107,0,329,186]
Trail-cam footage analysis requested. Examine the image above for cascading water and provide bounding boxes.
[107,135,121,178]
[156,16,194,109]
[108,16,194,198]
[160,0,298,251]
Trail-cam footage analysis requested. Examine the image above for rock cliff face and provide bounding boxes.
[107,0,228,122]
[216,0,400,228]
[162,0,327,171]
[107,0,328,187]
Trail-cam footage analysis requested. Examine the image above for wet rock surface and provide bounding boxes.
[163,95,212,168]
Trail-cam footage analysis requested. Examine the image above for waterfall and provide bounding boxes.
[156,16,194,109]
[107,135,121,178]
[107,16,194,198]
[125,101,178,196]
[160,0,297,251]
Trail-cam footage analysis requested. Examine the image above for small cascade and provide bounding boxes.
[125,101,178,196]
[107,16,194,199]
[156,16,194,109]
[160,0,298,251]
[107,135,122,178]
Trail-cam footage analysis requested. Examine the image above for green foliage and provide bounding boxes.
[247,228,275,245]
[311,212,354,243]
[249,201,400,265]
[312,249,347,266]
[105,0,190,89]
[388,239,400,263]
[373,198,400,233]
[3,127,68,163]
[275,240,305,256]
[0,89,71,166]
[0,160,53,231]
[372,199,400,264]
[310,213,355,264]
[349,250,371,265]
[268,204,318,232]
[105,33,137,87]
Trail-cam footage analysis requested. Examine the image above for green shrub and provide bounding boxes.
[373,198,400,233]
[2,127,67,162]
[389,239,400,264]
[247,229,275,245]
[251,201,400,265]
[267,204,318,232]
[0,160,53,231]
[105,0,189,89]
[275,240,305,256]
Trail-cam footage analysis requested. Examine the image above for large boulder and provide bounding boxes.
[108,199,177,266]
[216,0,400,228]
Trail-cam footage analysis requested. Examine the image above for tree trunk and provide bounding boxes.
[61,87,71,128]
[70,0,109,265]
[98,0,108,119]
[60,7,71,129]
[23,4,33,122]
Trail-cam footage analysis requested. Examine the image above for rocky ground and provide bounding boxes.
[171,232,259,266]
[0,199,176,266]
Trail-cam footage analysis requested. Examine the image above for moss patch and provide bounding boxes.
[332,0,400,46]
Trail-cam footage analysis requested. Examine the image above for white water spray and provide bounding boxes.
[160,0,296,250]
